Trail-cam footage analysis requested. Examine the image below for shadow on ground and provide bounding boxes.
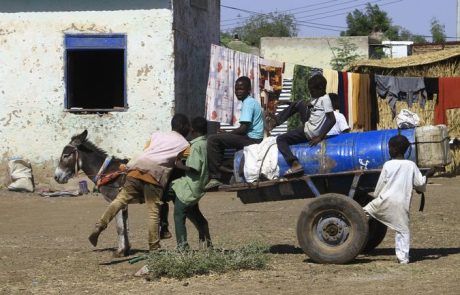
[366,247,460,262]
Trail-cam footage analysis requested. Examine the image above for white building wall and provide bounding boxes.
[0,9,174,181]
[382,41,413,58]
[260,37,369,78]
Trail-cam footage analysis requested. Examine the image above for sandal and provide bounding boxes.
[283,167,304,178]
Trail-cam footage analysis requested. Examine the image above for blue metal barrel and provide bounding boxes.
[233,128,416,181]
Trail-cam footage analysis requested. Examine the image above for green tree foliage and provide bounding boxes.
[330,38,362,71]
[399,28,427,43]
[230,12,298,47]
[220,31,233,47]
[431,18,446,43]
[342,3,426,43]
[342,3,397,39]
[288,65,311,130]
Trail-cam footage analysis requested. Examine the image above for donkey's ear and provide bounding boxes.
[71,130,88,146]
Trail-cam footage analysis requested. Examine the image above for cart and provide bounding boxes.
[219,168,397,264]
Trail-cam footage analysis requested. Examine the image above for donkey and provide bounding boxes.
[54,130,132,257]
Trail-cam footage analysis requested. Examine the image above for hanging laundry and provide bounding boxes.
[289,65,316,129]
[347,72,353,129]
[369,73,379,130]
[434,77,460,125]
[323,68,339,94]
[337,72,346,116]
[424,77,438,100]
[351,73,360,128]
[291,65,314,102]
[259,59,284,114]
[205,44,260,125]
[341,72,349,122]
[356,74,372,131]
[375,75,427,118]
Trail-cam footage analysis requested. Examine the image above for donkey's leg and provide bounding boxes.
[113,208,130,257]
[121,207,131,256]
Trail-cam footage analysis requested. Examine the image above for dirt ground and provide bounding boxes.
[0,176,459,295]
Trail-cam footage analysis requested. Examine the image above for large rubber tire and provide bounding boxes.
[296,193,369,264]
[362,218,387,253]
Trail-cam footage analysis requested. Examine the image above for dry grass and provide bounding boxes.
[374,94,460,174]
[347,47,460,73]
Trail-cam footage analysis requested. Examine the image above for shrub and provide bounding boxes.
[146,242,270,280]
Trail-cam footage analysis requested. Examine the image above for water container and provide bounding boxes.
[233,128,417,182]
[415,125,451,167]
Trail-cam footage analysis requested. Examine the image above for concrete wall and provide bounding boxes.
[260,36,369,78]
[0,0,170,12]
[0,5,175,184]
[173,0,220,118]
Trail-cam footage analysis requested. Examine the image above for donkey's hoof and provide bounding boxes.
[113,247,131,257]
[112,250,122,258]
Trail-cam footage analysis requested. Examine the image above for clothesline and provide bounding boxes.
[205,44,460,129]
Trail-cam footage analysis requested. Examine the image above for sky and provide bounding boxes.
[220,0,458,41]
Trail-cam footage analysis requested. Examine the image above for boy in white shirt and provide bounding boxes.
[326,93,350,136]
[364,135,434,264]
[275,74,336,177]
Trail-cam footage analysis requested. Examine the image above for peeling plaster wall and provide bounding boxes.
[260,37,369,78]
[0,8,175,183]
[173,0,220,118]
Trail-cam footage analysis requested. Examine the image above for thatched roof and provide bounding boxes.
[347,46,460,71]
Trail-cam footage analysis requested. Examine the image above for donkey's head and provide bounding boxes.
[54,130,88,183]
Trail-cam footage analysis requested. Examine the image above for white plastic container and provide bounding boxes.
[415,125,452,168]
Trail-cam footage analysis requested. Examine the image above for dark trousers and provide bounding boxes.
[207,133,262,179]
[276,127,310,165]
[276,100,310,125]
[174,198,211,249]
[160,168,185,230]
[275,100,311,166]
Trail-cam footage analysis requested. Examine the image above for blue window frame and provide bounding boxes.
[64,34,127,112]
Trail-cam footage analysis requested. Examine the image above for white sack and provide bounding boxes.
[8,158,34,192]
[243,137,279,183]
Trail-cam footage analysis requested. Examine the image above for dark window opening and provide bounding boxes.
[66,49,124,110]
[64,34,127,112]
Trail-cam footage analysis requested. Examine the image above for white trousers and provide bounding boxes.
[395,231,410,263]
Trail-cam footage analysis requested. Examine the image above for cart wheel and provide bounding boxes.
[362,218,387,253]
[296,193,368,264]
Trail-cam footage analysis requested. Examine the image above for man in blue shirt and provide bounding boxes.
[206,76,264,190]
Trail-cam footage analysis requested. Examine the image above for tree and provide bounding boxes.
[330,38,362,71]
[230,12,297,47]
[342,3,426,43]
[342,3,398,39]
[431,18,446,43]
[220,31,233,47]
[399,28,427,43]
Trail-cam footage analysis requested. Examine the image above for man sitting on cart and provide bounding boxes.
[270,74,336,177]
[205,76,264,190]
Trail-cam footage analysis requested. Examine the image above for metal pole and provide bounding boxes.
[457,0,460,40]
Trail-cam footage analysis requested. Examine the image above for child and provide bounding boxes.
[206,76,264,189]
[88,114,190,252]
[364,135,433,264]
[275,74,336,177]
[326,93,350,136]
[170,117,212,249]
